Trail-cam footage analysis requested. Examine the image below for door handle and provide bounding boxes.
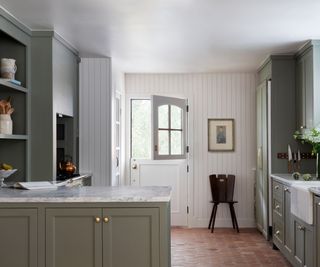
[132,164,138,170]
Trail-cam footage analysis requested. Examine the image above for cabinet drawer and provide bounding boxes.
[272,180,283,201]
[273,219,284,245]
[273,198,283,217]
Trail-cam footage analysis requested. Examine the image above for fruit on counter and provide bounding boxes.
[0,163,13,170]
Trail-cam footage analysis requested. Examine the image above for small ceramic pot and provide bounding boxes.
[0,114,13,134]
[0,58,17,80]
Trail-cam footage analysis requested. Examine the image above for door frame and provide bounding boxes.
[125,93,194,227]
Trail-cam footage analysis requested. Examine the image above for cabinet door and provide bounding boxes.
[103,208,160,267]
[293,218,304,267]
[284,187,293,255]
[256,81,269,239]
[304,225,314,267]
[315,196,320,267]
[304,49,314,129]
[296,57,306,129]
[46,208,102,267]
[0,209,37,267]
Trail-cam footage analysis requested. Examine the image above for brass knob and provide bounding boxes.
[275,230,280,235]
[275,185,279,190]
[318,202,320,206]
[104,217,109,223]
[275,205,280,210]
[132,164,137,170]
[95,217,101,223]
[284,187,290,192]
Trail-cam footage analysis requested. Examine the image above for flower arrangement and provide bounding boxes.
[294,127,320,154]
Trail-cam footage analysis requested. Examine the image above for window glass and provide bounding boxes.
[131,99,151,158]
[158,105,169,129]
[171,130,182,155]
[171,105,182,129]
[158,130,169,155]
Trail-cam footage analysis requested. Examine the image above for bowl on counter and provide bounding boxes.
[0,169,17,187]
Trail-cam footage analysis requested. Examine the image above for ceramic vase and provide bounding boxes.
[0,114,13,134]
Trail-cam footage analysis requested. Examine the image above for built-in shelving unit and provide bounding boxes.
[0,26,30,182]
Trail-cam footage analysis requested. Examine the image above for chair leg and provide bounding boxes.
[211,204,218,233]
[208,205,215,229]
[231,204,239,233]
[229,203,235,229]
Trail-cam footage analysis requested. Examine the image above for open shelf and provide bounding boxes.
[0,79,27,93]
[0,134,28,140]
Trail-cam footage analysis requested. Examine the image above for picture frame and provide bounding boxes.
[208,118,234,151]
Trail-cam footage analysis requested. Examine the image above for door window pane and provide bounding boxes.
[158,130,169,155]
[131,99,151,158]
[171,130,182,155]
[158,105,169,128]
[171,105,182,129]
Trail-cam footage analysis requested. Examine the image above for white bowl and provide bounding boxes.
[0,169,17,178]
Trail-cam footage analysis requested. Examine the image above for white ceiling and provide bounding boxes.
[1,0,320,72]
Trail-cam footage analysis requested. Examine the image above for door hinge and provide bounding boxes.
[187,206,189,214]
[187,165,189,172]
[186,146,189,153]
[186,105,189,112]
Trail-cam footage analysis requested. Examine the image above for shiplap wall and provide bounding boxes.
[79,58,112,186]
[125,73,257,227]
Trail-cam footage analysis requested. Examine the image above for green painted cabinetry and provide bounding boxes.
[0,202,170,267]
[271,177,315,267]
[314,195,320,267]
[0,209,37,267]
[296,41,320,130]
[46,207,161,267]
[292,216,314,267]
[46,208,103,267]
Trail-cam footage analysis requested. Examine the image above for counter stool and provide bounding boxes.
[208,174,239,233]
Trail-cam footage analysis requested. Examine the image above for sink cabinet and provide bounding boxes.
[271,177,316,267]
[292,216,314,267]
[315,195,320,267]
[272,180,295,264]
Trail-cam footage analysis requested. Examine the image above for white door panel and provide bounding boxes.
[131,159,188,226]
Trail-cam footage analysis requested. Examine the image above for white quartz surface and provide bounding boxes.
[0,186,171,203]
[271,173,319,186]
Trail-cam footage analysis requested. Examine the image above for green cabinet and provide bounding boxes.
[46,208,103,267]
[271,177,316,267]
[296,41,320,130]
[46,207,162,267]
[314,195,320,267]
[292,216,314,267]
[103,208,160,267]
[0,209,37,267]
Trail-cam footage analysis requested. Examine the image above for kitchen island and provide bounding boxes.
[0,186,171,267]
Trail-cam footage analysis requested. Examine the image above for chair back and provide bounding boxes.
[209,174,235,202]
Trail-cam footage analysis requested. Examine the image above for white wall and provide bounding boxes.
[125,73,257,227]
[79,58,112,186]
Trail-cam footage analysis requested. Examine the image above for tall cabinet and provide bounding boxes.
[256,56,296,239]
[296,40,320,130]
[31,32,79,181]
[0,10,31,182]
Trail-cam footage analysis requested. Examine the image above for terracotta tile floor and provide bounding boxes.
[171,228,291,267]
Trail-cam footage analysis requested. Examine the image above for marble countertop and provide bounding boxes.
[271,173,319,186]
[0,186,172,203]
[309,187,320,196]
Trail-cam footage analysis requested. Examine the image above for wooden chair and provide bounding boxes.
[208,174,239,233]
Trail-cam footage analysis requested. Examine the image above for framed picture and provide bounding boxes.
[208,119,234,151]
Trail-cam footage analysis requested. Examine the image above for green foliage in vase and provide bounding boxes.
[294,127,320,154]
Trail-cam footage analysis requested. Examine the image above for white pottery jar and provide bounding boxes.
[0,58,17,80]
[0,114,13,134]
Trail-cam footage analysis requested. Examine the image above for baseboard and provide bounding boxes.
[188,217,256,228]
